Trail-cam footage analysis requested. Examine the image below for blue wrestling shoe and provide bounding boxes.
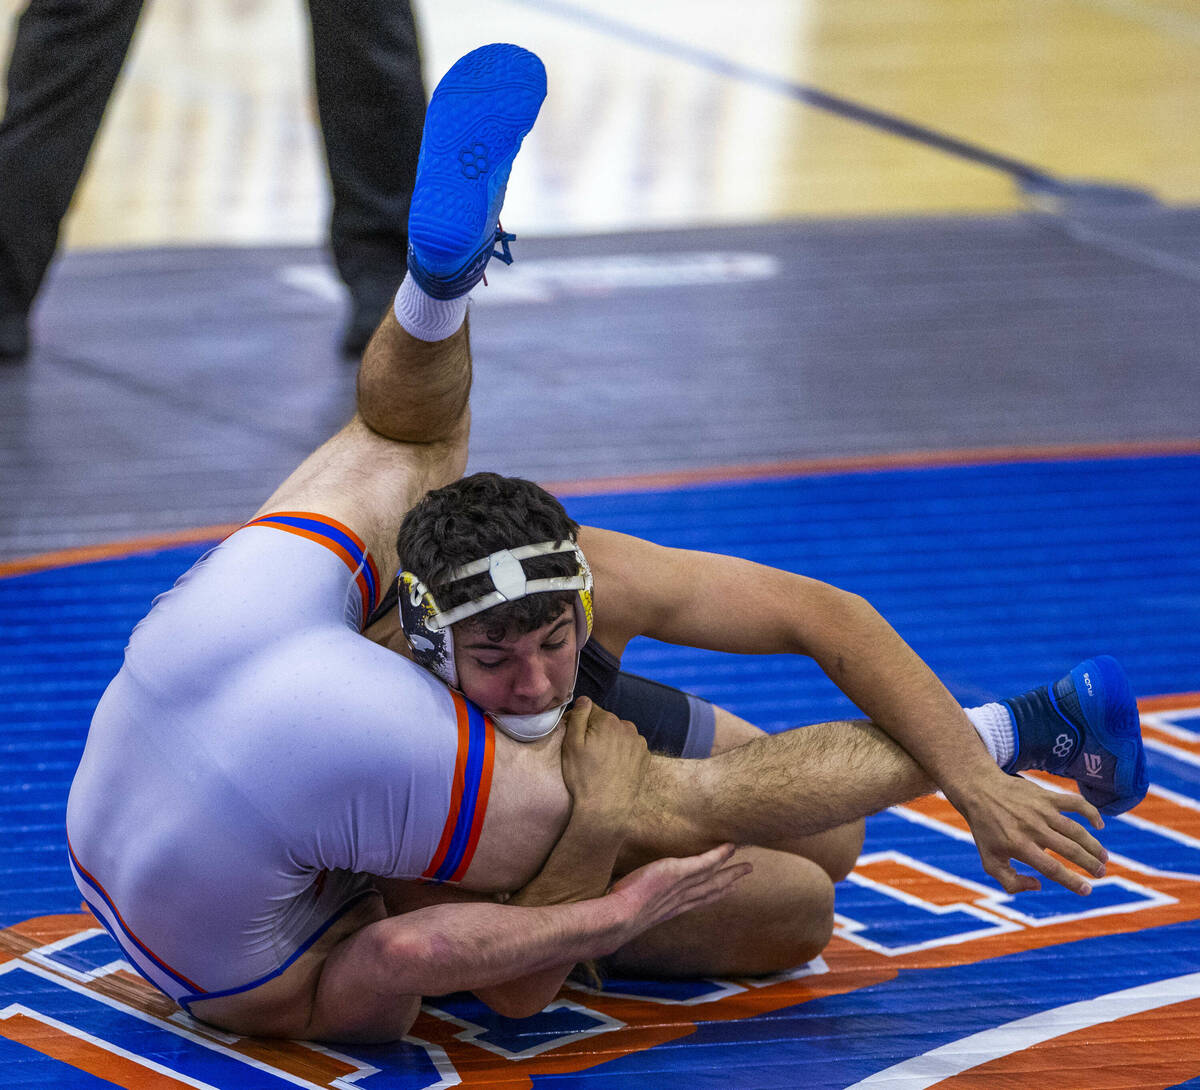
[1002,655,1148,816]
[406,43,547,300]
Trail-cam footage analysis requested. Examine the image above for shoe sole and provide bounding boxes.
[409,44,547,276]
[1060,655,1148,815]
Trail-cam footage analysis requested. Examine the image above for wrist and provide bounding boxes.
[930,741,997,786]
[566,799,629,839]
[594,883,642,950]
[942,761,1011,811]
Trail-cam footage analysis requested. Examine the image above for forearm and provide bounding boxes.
[599,542,998,795]
[311,893,634,1039]
[804,591,999,797]
[409,898,630,995]
[474,804,626,1014]
[355,893,624,993]
[509,805,625,907]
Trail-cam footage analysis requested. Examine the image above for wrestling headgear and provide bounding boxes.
[397,540,594,741]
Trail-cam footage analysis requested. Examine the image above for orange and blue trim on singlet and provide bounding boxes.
[244,511,381,624]
[71,828,376,1010]
[67,836,206,998]
[68,700,495,1005]
[422,692,496,884]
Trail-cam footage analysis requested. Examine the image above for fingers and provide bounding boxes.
[566,698,640,742]
[563,697,592,740]
[971,780,1114,898]
[682,842,738,871]
[983,815,1103,897]
[1042,836,1104,880]
[1043,814,1107,877]
[675,860,754,916]
[649,845,753,918]
[1038,791,1108,883]
[1053,790,1105,832]
[1020,849,1092,896]
[984,858,1041,896]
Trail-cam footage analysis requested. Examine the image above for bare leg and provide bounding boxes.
[466,712,930,897]
[602,846,835,978]
[357,309,472,443]
[711,705,864,883]
[601,709,865,979]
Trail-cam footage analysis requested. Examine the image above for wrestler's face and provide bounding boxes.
[454,606,578,717]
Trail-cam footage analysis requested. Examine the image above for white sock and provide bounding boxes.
[393,275,468,342]
[965,702,1016,768]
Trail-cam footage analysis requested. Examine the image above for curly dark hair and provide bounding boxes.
[395,472,582,637]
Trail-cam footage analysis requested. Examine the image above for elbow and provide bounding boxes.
[821,585,880,633]
[478,985,554,1020]
[788,583,876,655]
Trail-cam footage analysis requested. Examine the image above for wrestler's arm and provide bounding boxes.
[581,526,1001,789]
[579,525,1104,893]
[470,699,672,1017]
[304,842,746,1043]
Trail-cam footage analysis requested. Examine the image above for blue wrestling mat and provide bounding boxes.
[3,452,1200,1088]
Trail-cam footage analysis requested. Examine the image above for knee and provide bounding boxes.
[823,819,865,884]
[733,867,835,975]
[774,871,835,967]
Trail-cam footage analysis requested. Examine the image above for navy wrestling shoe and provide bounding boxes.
[1002,655,1148,816]
[406,43,547,300]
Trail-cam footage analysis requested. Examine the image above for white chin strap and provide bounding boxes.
[491,703,569,741]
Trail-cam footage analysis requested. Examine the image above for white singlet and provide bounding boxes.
[66,513,495,1010]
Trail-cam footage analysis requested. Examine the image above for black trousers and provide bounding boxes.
[0,0,425,318]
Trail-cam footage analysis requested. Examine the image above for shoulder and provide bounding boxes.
[576,525,675,654]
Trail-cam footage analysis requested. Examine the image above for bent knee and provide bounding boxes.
[765,872,835,969]
[721,867,835,976]
[824,819,865,883]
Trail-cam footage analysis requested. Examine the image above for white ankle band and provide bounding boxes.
[965,702,1016,768]
[394,276,468,342]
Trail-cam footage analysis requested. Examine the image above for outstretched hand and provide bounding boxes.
[949,767,1107,896]
[608,844,752,941]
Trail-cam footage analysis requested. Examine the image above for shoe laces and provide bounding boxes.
[482,225,517,287]
[492,224,517,265]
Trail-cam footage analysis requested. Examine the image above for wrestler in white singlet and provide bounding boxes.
[66,513,494,1010]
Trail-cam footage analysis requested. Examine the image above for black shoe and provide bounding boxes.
[0,313,29,360]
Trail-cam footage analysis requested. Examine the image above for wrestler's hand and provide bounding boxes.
[607,844,752,942]
[560,697,650,834]
[946,766,1107,896]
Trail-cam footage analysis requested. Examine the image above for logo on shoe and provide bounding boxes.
[1083,751,1104,778]
[1083,671,1095,696]
[459,143,491,179]
[1053,733,1074,758]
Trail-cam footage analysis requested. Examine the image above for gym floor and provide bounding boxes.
[2,1,1199,1086]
